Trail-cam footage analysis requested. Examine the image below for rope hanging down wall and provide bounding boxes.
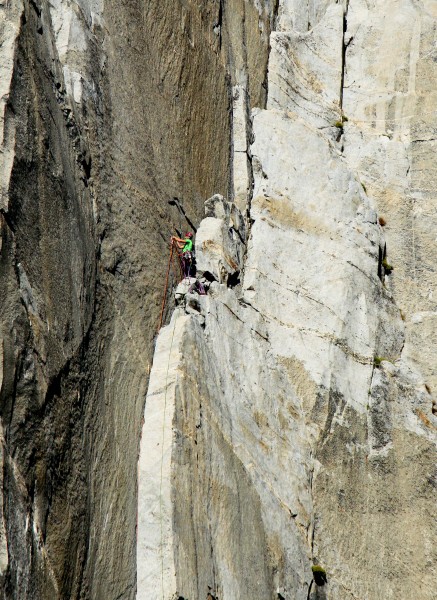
[157,240,184,333]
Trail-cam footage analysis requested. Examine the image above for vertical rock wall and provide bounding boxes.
[0,0,234,597]
[342,0,437,394]
[140,1,437,599]
[0,0,436,598]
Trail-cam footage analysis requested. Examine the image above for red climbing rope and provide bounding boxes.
[171,242,184,281]
[157,237,193,333]
[157,241,175,333]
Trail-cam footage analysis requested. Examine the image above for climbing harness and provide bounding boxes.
[180,250,193,278]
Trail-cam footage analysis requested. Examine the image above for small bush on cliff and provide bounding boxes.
[312,565,328,586]
[382,258,393,275]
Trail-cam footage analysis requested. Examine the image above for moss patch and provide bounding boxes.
[382,258,393,275]
[311,565,326,574]
[312,565,328,586]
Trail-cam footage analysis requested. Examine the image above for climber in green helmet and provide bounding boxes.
[172,231,193,253]
[171,232,194,277]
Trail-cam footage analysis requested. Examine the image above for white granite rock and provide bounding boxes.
[268,4,344,128]
[137,311,188,600]
[0,0,23,210]
[232,85,252,211]
[174,277,197,305]
[341,0,437,400]
[139,1,437,598]
[195,194,246,284]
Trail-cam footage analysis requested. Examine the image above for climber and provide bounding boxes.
[171,232,194,277]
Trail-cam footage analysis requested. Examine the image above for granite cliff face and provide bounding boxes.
[0,0,436,599]
[139,1,437,599]
[1,0,232,597]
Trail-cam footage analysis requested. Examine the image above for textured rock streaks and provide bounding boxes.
[1,0,230,597]
[139,1,437,599]
[0,0,436,598]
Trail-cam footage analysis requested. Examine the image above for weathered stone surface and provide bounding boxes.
[0,0,22,210]
[341,0,437,397]
[195,194,245,283]
[174,277,198,305]
[139,1,436,599]
[268,4,344,128]
[0,0,234,597]
[137,311,188,600]
[1,0,436,598]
